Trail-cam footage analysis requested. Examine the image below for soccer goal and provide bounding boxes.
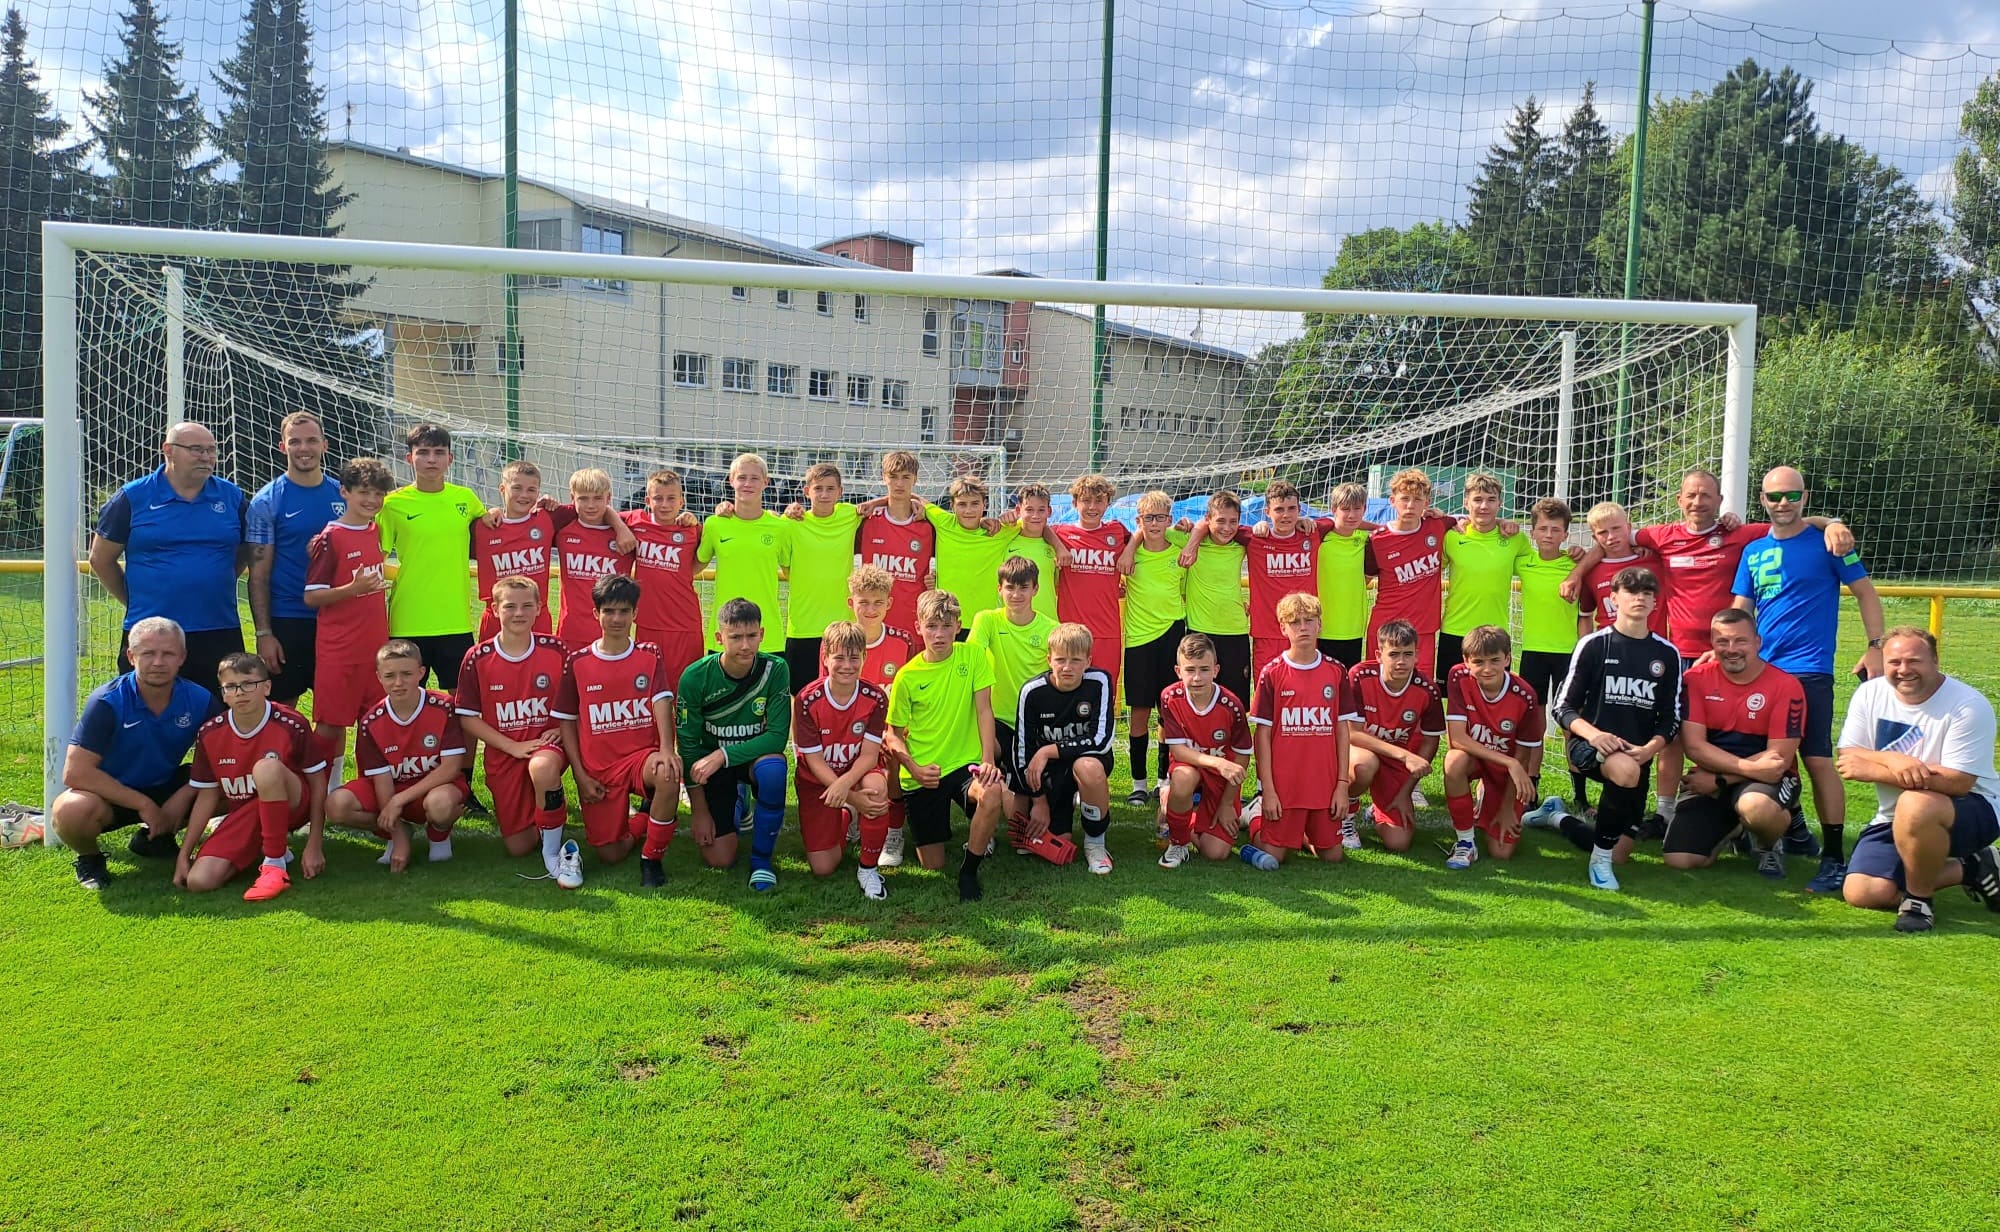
[34,221,1755,818]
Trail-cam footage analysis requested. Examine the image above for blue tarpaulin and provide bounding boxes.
[1043,493,1394,529]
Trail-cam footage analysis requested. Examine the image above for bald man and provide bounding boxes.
[1732,465,1885,896]
[90,422,252,700]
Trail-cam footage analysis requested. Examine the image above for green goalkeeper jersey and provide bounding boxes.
[674,651,792,766]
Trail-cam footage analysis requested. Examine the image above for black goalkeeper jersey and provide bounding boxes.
[1014,669,1116,767]
[1554,626,1684,746]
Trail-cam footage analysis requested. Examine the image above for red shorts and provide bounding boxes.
[311,655,385,728]
[1369,616,1438,678]
[1250,637,1289,689]
[797,768,888,853]
[1088,631,1122,696]
[1472,762,1528,840]
[338,774,471,828]
[478,603,553,642]
[638,626,707,694]
[197,797,309,872]
[483,736,565,836]
[579,748,662,847]
[1185,769,1241,842]
[1258,806,1337,852]
[1365,757,1422,828]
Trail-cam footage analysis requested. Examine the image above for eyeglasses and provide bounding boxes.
[1762,489,1804,504]
[168,442,219,457]
[219,679,270,694]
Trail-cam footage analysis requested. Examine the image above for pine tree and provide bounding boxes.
[0,7,87,421]
[1464,96,1555,296]
[1539,83,1616,299]
[84,0,217,229]
[1953,73,2000,354]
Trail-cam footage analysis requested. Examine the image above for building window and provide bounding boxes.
[672,352,709,388]
[847,374,873,405]
[777,289,794,309]
[520,218,563,288]
[731,286,748,302]
[816,291,832,316]
[1138,409,1154,431]
[722,357,758,393]
[449,338,476,376]
[853,294,869,323]
[1169,412,1185,435]
[1120,406,1135,430]
[580,223,627,292]
[809,368,837,400]
[1142,356,1153,374]
[881,380,908,411]
[919,405,938,444]
[767,364,799,397]
[496,338,526,375]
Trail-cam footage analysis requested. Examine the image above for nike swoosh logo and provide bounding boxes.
[121,719,143,728]
[284,511,304,519]
[403,513,425,520]
[148,502,174,511]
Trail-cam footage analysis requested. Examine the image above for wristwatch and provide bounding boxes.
[254,628,274,639]
[1867,637,1883,648]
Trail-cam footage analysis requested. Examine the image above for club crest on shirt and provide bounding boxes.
[1078,702,1093,717]
[1708,534,1723,549]
[1425,535,1437,547]
[210,500,225,513]
[673,533,684,544]
[634,675,649,691]
[1403,709,1416,722]
[331,500,346,517]
[752,697,767,715]
[883,663,897,677]
[1746,692,1766,712]
[1500,719,1514,732]
[761,534,774,546]
[1649,661,1665,677]
[1322,685,1334,700]
[422,734,438,749]
[529,527,542,541]
[909,539,921,552]
[455,503,469,516]
[1212,728,1227,742]
[175,714,192,728]
[535,673,551,689]
[850,720,865,735]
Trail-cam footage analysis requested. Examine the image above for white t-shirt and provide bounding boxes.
[1837,674,2000,829]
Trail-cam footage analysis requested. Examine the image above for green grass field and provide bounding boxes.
[3,594,1998,1230]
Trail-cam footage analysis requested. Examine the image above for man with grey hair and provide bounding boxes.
[50,617,219,890]
[89,421,252,700]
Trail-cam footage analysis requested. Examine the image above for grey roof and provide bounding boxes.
[1036,304,1247,364]
[820,231,925,249]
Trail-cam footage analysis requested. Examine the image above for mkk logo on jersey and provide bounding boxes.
[1393,552,1441,585]
[1279,705,1335,729]
[826,740,863,767]
[1266,551,1312,574]
[490,547,547,573]
[1072,548,1119,571]
[1604,676,1658,704]
[220,772,256,798]
[1467,722,1505,749]
[868,552,921,579]
[563,551,620,577]
[636,541,683,568]
[494,698,548,727]
[395,754,442,779]
[587,699,649,726]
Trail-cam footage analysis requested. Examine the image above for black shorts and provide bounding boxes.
[784,637,822,691]
[692,760,771,837]
[1847,795,2000,888]
[995,721,1020,791]
[1194,631,1251,707]
[103,765,193,832]
[1124,621,1185,708]
[264,616,318,704]
[1796,672,1836,760]
[1022,753,1114,836]
[1564,734,1655,793]
[121,625,244,702]
[405,633,475,691]
[1318,637,1365,670]
[1518,650,1571,707]
[1436,632,1465,674]
[904,765,980,847]
[1662,776,1801,856]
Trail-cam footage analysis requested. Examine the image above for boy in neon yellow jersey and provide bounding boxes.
[778,461,861,688]
[968,555,1059,827]
[697,453,792,658]
[1514,497,1595,821]
[1005,483,1061,622]
[921,475,1023,623]
[378,422,485,690]
[1178,489,1250,703]
[1116,490,1189,804]
[1438,472,1530,670]
[1310,482,1372,667]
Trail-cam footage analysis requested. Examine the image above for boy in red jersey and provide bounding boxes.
[1156,633,1254,867]
[1239,480,1322,684]
[177,652,328,901]
[1442,625,1546,868]
[553,468,638,649]
[1345,619,1445,855]
[303,456,394,789]
[793,620,893,899]
[621,468,708,690]
[1053,473,1127,690]
[854,450,936,633]
[325,641,470,873]
[1245,593,1356,868]
[1576,503,1672,639]
[848,564,915,866]
[552,573,680,886]
[1366,468,1456,678]
[454,576,578,885]
[471,460,563,640]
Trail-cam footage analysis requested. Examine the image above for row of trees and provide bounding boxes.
[1255,60,2000,574]
[0,0,369,489]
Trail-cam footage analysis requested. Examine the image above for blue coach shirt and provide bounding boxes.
[69,673,215,791]
[246,473,346,622]
[95,468,247,633]
[1732,526,1870,677]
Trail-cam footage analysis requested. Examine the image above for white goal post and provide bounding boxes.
[37,221,1757,819]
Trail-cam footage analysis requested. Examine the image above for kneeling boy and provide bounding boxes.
[1346,619,1445,854]
[1442,625,1545,868]
[325,641,470,873]
[1014,622,1118,873]
[178,652,328,900]
[1245,593,1356,868]
[1157,633,1254,866]
[793,620,893,899]
[678,597,791,891]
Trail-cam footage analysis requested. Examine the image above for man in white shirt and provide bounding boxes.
[1836,627,2000,932]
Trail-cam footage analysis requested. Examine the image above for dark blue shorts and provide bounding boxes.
[1795,672,1836,760]
[1846,794,2000,888]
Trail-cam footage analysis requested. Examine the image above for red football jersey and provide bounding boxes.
[861,624,917,691]
[622,511,704,634]
[1583,548,1672,639]
[551,641,672,776]
[1244,526,1322,639]
[855,509,936,632]
[1682,659,1805,765]
[554,519,634,647]
[188,702,325,805]
[453,634,568,742]
[471,508,573,636]
[1249,651,1358,804]
[1348,661,1446,752]
[1158,681,1254,758]
[1637,521,1763,657]
[354,690,466,788]
[1053,522,1127,640]
[304,520,391,663]
[1365,515,1453,636]
[1444,664,1545,757]
[792,677,888,776]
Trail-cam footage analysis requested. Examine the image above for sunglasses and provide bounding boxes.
[1762,490,1804,504]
